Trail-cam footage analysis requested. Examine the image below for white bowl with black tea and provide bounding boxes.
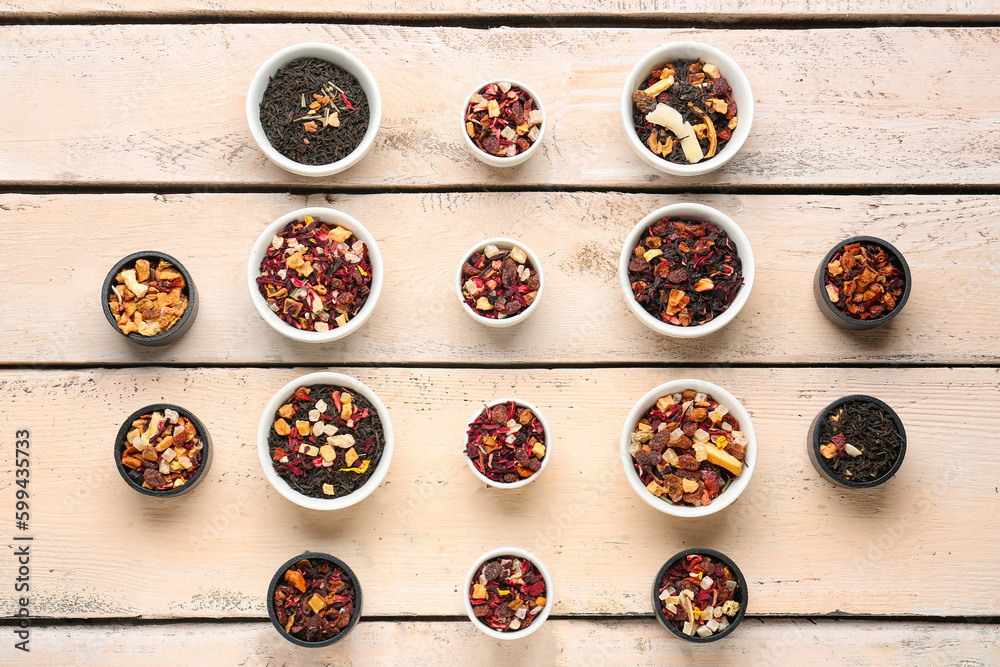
[247,42,382,177]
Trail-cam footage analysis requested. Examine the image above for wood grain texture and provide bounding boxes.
[3,0,1000,21]
[1,25,1000,188]
[1,367,997,619]
[17,619,1000,666]
[1,192,997,365]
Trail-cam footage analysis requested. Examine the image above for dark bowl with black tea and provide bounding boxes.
[814,235,911,331]
[808,394,907,489]
[114,403,212,497]
[101,250,198,347]
[267,551,363,647]
[652,547,748,642]
[246,42,382,177]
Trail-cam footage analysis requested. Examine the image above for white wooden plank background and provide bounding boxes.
[1,367,997,619]
[1,192,997,365]
[1,26,999,188]
[15,620,1000,666]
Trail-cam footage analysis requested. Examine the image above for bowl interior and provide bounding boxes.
[652,547,748,642]
[114,403,211,497]
[256,371,394,510]
[456,236,544,326]
[266,551,363,647]
[247,206,383,343]
[102,251,197,344]
[246,42,382,176]
[622,41,754,175]
[809,394,907,488]
[619,203,755,338]
[815,235,912,328]
[620,378,756,517]
[463,398,551,488]
[462,547,554,640]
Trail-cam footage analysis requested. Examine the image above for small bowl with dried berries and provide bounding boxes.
[621,379,756,518]
[464,399,551,489]
[114,403,212,496]
[814,236,911,330]
[102,251,198,347]
[622,42,753,177]
[457,237,544,327]
[267,551,363,647]
[461,79,546,167]
[257,371,394,510]
[620,203,754,338]
[653,548,748,642]
[463,547,553,640]
[248,207,383,343]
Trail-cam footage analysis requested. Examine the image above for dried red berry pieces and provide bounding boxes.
[629,390,747,507]
[461,244,539,319]
[658,554,741,637]
[824,242,905,320]
[469,556,547,632]
[273,557,356,643]
[269,384,385,499]
[119,409,203,491]
[631,59,738,164]
[627,217,743,326]
[465,401,546,483]
[256,215,373,332]
[465,82,543,157]
[108,258,188,336]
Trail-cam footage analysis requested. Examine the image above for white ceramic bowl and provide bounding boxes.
[248,206,383,343]
[246,42,382,177]
[621,41,754,176]
[620,379,756,518]
[456,237,544,328]
[463,547,554,640]
[619,202,754,338]
[463,398,552,489]
[256,372,394,510]
[461,79,546,168]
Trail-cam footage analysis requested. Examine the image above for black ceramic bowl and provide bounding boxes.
[114,403,212,497]
[652,547,748,642]
[102,251,198,346]
[813,235,910,330]
[808,394,907,489]
[266,551,363,647]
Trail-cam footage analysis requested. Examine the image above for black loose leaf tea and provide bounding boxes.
[259,58,370,165]
[817,400,903,482]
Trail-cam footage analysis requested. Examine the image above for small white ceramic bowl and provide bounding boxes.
[248,206,383,343]
[463,547,554,640]
[619,202,754,338]
[246,42,382,177]
[463,398,552,489]
[257,372,394,510]
[620,379,756,518]
[621,41,754,176]
[456,237,544,328]
[461,79,546,168]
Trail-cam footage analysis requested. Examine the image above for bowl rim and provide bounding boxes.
[265,550,363,647]
[245,41,382,177]
[455,236,545,327]
[460,78,546,168]
[652,547,749,642]
[247,206,383,343]
[809,393,907,489]
[462,398,552,489]
[255,371,394,510]
[619,378,756,518]
[815,235,912,328]
[618,202,755,338]
[462,546,554,640]
[113,402,211,497]
[101,250,197,344]
[620,40,754,177]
